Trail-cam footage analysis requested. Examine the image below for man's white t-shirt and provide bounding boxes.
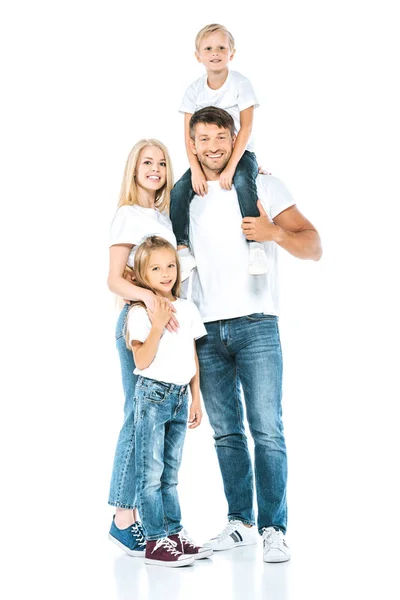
[179,70,259,152]
[189,175,295,322]
[109,204,176,267]
[127,298,207,385]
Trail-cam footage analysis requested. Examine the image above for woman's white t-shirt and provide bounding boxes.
[109,204,177,267]
[127,298,207,385]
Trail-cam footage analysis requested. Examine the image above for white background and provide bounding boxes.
[1,1,399,599]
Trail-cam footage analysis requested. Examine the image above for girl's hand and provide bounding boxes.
[142,291,179,332]
[147,298,172,332]
[191,172,208,197]
[188,402,202,429]
[219,167,235,190]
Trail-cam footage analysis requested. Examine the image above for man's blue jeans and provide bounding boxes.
[196,314,288,534]
[134,376,188,540]
[108,304,138,509]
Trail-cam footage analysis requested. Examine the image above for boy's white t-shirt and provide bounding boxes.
[179,70,259,152]
[109,204,176,267]
[127,298,207,385]
[189,175,295,322]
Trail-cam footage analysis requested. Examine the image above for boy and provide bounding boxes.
[171,24,269,277]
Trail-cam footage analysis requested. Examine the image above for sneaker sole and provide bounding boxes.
[108,534,145,557]
[249,267,269,275]
[263,554,291,563]
[204,539,257,552]
[145,557,194,567]
[192,548,213,559]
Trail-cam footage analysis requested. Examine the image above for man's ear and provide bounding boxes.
[232,133,237,148]
[189,137,197,155]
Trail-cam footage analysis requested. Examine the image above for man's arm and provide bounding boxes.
[242,201,322,261]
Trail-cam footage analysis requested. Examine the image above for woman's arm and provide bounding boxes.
[108,244,154,305]
[219,106,254,190]
[188,343,202,429]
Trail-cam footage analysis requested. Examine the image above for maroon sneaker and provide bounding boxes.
[145,537,194,567]
[174,530,213,560]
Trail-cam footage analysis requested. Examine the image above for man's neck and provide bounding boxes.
[206,69,229,90]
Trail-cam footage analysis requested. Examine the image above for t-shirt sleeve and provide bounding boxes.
[127,306,151,344]
[257,176,295,220]
[189,302,207,340]
[109,206,142,247]
[237,76,260,112]
[179,83,197,114]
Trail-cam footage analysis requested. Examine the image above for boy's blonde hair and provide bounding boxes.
[118,139,174,214]
[195,24,235,53]
[125,236,181,347]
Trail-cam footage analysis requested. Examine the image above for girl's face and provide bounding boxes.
[135,145,167,194]
[145,248,177,298]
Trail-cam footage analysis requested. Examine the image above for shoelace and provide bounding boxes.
[214,521,241,541]
[131,522,146,547]
[263,528,285,548]
[152,537,181,556]
[180,529,197,549]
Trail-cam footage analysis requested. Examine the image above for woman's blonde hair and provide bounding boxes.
[195,24,235,53]
[125,236,181,348]
[118,139,173,214]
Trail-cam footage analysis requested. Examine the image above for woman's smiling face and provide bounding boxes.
[135,145,167,193]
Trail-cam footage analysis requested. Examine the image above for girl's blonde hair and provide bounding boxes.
[118,139,173,214]
[125,236,181,348]
[195,24,235,53]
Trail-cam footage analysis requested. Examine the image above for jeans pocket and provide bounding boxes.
[245,313,277,322]
[141,382,168,404]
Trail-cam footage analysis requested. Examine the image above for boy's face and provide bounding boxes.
[195,31,235,71]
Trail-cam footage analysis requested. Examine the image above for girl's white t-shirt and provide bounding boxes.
[179,70,259,152]
[109,204,177,267]
[127,298,207,385]
[189,175,295,322]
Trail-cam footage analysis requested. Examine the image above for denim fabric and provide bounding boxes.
[196,314,288,534]
[134,376,188,541]
[108,304,138,509]
[170,151,259,247]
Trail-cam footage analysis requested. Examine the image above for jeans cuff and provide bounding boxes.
[108,501,137,510]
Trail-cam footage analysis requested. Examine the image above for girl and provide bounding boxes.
[126,236,211,567]
[107,139,195,557]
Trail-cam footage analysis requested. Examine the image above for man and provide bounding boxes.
[172,107,322,563]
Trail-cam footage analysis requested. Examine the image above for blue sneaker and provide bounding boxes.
[108,518,146,556]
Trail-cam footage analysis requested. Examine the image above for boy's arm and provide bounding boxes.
[188,342,202,429]
[184,113,208,197]
[220,106,254,190]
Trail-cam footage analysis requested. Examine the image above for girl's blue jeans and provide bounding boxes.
[134,376,188,540]
[108,304,138,509]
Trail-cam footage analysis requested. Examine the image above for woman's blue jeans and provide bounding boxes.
[196,314,288,534]
[108,305,138,509]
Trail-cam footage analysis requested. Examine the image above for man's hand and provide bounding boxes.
[188,401,202,429]
[142,291,179,332]
[219,166,235,190]
[241,200,280,243]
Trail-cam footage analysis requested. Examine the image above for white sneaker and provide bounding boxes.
[203,520,258,551]
[179,252,197,281]
[249,242,269,275]
[262,527,291,562]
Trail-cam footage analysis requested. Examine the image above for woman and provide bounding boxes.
[107,139,178,556]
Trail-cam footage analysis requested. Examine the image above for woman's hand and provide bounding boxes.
[143,291,179,332]
[188,401,202,429]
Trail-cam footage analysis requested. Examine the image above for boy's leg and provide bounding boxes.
[160,386,189,535]
[233,151,260,219]
[170,169,195,248]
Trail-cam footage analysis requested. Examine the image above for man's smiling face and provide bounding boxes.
[190,123,236,179]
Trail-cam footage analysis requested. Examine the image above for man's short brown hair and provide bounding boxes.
[189,107,236,140]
